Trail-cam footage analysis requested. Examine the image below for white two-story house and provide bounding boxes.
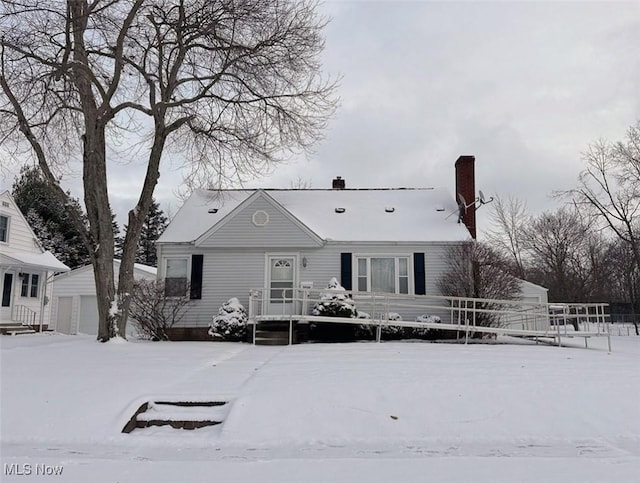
[0,190,69,332]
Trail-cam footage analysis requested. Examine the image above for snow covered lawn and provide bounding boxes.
[1,333,638,482]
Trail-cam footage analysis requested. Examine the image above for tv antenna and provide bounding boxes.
[446,190,495,222]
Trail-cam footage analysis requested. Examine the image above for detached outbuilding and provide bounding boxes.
[50,260,156,336]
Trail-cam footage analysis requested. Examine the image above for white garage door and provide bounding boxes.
[79,295,99,335]
[56,297,73,334]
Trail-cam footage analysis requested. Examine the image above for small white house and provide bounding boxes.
[0,190,69,330]
[50,259,156,336]
[155,156,478,339]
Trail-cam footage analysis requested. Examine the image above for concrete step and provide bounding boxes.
[122,400,229,433]
[0,324,36,336]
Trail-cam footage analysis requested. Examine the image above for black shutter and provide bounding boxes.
[340,253,352,290]
[414,253,426,295]
[190,254,203,300]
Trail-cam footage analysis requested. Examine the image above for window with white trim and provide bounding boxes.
[355,256,411,294]
[164,258,188,297]
[0,215,8,242]
[20,273,40,298]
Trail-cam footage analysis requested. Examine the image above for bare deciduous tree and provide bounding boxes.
[563,121,640,276]
[0,0,338,341]
[522,207,613,303]
[485,194,529,278]
[438,241,521,333]
[129,279,190,341]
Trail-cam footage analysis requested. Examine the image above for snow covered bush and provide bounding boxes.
[381,312,404,339]
[309,278,359,341]
[129,280,191,341]
[209,298,248,342]
[311,277,358,318]
[414,315,450,340]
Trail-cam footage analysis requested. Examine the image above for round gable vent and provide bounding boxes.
[252,210,269,226]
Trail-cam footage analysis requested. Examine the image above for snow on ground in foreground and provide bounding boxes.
[1,333,638,482]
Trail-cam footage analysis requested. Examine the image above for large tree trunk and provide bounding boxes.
[115,127,167,336]
[82,127,116,341]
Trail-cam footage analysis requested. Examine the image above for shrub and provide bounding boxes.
[129,280,191,341]
[311,277,358,318]
[209,298,248,342]
[310,277,358,341]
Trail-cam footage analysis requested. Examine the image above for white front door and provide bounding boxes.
[1,271,15,321]
[266,255,297,315]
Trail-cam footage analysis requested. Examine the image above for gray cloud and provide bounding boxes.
[1,1,638,238]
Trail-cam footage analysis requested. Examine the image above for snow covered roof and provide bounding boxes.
[53,259,157,281]
[1,249,70,272]
[159,187,471,244]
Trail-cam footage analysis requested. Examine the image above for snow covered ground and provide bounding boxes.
[1,333,638,482]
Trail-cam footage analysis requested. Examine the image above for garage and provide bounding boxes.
[51,260,156,336]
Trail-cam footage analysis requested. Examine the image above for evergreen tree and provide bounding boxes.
[120,199,167,267]
[11,165,90,269]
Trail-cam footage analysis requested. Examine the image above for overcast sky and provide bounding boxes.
[2,1,639,238]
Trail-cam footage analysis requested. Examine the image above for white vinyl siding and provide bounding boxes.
[197,194,322,248]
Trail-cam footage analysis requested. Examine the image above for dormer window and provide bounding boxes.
[0,215,8,243]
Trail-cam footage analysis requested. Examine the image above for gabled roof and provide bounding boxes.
[158,187,471,244]
[0,190,70,272]
[53,259,157,281]
[194,190,324,247]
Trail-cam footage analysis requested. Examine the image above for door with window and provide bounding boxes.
[266,255,297,315]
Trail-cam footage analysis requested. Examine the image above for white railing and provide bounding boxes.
[248,288,611,350]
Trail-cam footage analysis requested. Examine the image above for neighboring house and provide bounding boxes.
[518,279,549,305]
[50,259,157,336]
[155,156,477,339]
[0,190,69,330]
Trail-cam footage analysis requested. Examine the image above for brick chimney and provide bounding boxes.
[455,155,476,239]
[332,176,345,189]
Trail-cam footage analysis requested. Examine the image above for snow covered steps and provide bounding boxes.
[254,320,294,345]
[121,400,230,433]
[0,323,36,335]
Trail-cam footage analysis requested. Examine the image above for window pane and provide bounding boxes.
[166,259,188,278]
[165,278,187,297]
[30,274,39,298]
[21,275,29,297]
[357,258,367,276]
[399,258,408,277]
[399,277,409,294]
[271,259,293,281]
[0,216,7,242]
[270,282,293,302]
[371,258,395,293]
[358,276,367,292]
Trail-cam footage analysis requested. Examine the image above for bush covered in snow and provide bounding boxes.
[311,277,358,318]
[209,298,248,342]
[309,278,359,341]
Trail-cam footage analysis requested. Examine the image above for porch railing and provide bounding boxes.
[248,288,611,350]
[14,305,37,327]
